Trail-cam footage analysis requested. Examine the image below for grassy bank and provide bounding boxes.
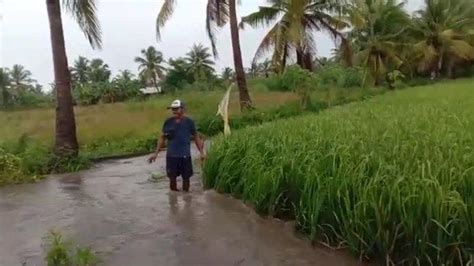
[203,79,474,264]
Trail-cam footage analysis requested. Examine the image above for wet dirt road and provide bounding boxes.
[0,153,359,266]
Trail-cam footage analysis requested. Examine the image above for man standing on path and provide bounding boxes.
[148,99,205,192]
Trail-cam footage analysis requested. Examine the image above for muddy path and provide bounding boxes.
[0,152,359,266]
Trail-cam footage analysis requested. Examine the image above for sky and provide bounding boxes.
[0,0,424,88]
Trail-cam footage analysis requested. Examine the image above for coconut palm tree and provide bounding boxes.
[156,0,253,110]
[46,0,102,157]
[134,46,166,92]
[10,64,35,88]
[0,68,11,108]
[240,0,350,73]
[185,43,215,80]
[411,0,474,78]
[87,58,111,83]
[116,70,134,82]
[348,0,410,85]
[70,56,90,84]
[221,67,235,81]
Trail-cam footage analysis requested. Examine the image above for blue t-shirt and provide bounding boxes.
[162,116,196,158]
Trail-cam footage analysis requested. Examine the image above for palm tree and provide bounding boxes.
[134,46,166,92]
[9,64,35,95]
[221,67,235,81]
[116,70,134,82]
[185,43,215,80]
[411,0,474,78]
[240,0,350,73]
[46,0,101,157]
[71,56,89,84]
[0,68,11,107]
[157,0,253,110]
[348,0,410,85]
[87,58,111,83]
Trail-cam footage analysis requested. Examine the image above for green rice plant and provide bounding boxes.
[203,79,474,265]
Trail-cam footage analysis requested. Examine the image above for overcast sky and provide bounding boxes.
[1,0,424,88]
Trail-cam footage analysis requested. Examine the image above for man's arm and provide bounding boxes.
[193,134,204,155]
[148,134,166,163]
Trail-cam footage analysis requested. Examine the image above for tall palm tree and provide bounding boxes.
[412,0,474,78]
[185,43,215,80]
[70,56,90,84]
[87,58,111,83]
[134,46,166,92]
[157,0,253,110]
[221,67,235,81]
[0,68,11,108]
[348,0,410,85]
[46,0,101,157]
[240,0,350,73]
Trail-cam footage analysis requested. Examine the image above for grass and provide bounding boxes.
[203,79,474,265]
[44,231,100,266]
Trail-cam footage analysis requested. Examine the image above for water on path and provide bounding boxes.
[0,153,360,266]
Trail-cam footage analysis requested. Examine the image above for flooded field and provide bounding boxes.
[0,153,358,266]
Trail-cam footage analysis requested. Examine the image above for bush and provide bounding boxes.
[315,64,365,88]
[203,82,473,265]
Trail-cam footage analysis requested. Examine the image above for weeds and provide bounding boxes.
[44,231,100,266]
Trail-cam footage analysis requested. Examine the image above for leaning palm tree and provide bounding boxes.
[157,0,252,110]
[411,0,474,78]
[185,43,215,80]
[348,0,410,85]
[134,46,166,92]
[70,56,90,84]
[0,68,11,108]
[46,0,102,157]
[240,0,351,73]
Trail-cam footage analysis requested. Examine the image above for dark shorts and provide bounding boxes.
[166,156,193,180]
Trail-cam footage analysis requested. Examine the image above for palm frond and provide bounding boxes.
[206,0,229,58]
[240,6,282,29]
[156,0,177,40]
[63,0,102,49]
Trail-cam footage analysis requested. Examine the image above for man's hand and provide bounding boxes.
[199,152,207,164]
[148,153,158,164]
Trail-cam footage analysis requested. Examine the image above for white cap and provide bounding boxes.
[168,99,184,109]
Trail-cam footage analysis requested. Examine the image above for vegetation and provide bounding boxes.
[203,79,474,265]
[240,0,349,72]
[46,0,102,157]
[134,46,166,92]
[44,231,100,266]
[157,0,253,110]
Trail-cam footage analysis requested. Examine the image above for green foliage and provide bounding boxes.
[203,80,474,265]
[387,70,406,89]
[315,64,365,88]
[45,231,100,266]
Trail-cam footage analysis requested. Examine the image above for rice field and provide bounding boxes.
[203,79,474,265]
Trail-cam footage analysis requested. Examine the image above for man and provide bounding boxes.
[148,99,205,192]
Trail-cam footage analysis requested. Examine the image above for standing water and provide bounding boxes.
[0,152,359,265]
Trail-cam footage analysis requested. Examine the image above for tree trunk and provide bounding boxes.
[303,52,313,71]
[296,48,305,69]
[46,0,79,157]
[229,0,252,111]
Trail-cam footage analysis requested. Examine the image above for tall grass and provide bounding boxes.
[203,80,474,264]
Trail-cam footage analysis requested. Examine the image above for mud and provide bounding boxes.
[0,152,360,266]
